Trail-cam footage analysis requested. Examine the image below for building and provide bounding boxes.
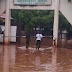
[0,0,72,45]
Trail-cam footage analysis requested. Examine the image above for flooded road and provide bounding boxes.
[0,43,72,72]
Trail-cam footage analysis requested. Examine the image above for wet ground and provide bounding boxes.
[0,38,72,72]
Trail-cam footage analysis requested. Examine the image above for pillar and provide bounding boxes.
[5,0,11,44]
[53,0,60,47]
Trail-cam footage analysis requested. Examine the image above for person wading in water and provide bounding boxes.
[26,31,30,48]
[36,32,43,50]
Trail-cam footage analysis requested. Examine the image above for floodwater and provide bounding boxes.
[0,38,72,72]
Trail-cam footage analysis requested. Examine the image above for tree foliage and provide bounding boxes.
[11,10,54,31]
[11,10,72,36]
[59,12,70,31]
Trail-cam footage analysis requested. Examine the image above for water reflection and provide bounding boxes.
[2,45,16,72]
[3,45,10,72]
[34,50,41,70]
[52,47,57,72]
[0,45,4,72]
[60,38,67,48]
[14,47,52,72]
[59,38,72,48]
[9,45,16,72]
[24,49,31,68]
[57,48,72,72]
[0,44,72,72]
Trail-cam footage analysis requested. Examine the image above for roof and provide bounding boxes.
[0,13,13,19]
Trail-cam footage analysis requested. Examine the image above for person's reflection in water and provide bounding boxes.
[3,45,10,72]
[34,50,41,70]
[52,47,57,72]
[25,48,30,67]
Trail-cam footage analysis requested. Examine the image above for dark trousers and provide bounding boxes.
[36,40,41,49]
[26,40,29,48]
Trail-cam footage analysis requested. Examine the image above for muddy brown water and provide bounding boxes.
[0,38,72,72]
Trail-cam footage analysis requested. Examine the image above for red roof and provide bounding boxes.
[0,13,13,19]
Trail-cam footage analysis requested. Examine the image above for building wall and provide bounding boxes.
[0,25,17,42]
[0,0,6,16]
[60,0,72,25]
[10,0,55,10]
[0,22,21,43]
[0,0,72,26]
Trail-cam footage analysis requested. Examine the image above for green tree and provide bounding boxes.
[59,13,71,31]
[11,10,72,36]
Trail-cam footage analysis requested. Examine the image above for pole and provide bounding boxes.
[53,0,60,47]
[5,0,11,45]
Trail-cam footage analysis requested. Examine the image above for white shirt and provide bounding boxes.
[36,33,43,41]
